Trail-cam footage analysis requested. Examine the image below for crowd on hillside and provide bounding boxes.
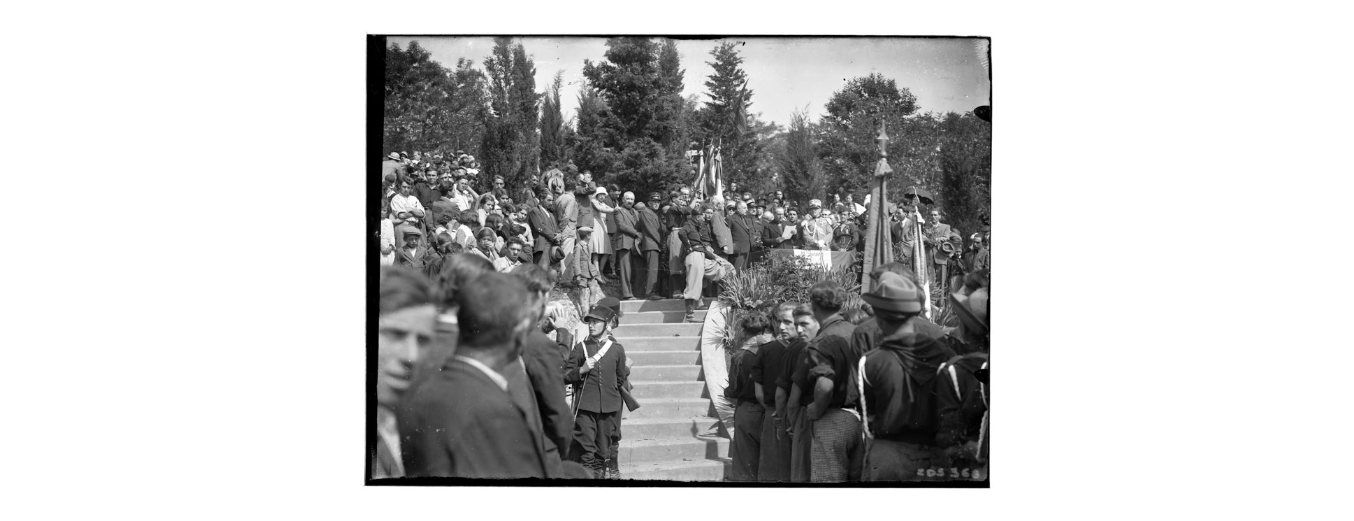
[379,151,991,321]
[376,151,991,482]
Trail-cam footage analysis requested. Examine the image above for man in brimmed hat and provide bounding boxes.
[636,192,665,300]
[382,152,406,181]
[854,271,973,482]
[564,303,631,478]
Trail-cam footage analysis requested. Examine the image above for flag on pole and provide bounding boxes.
[711,144,724,200]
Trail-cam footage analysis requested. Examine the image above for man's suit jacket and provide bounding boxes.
[553,192,578,238]
[637,207,663,252]
[527,205,559,255]
[399,358,548,479]
[564,337,630,414]
[395,246,430,269]
[612,206,640,251]
[729,214,755,254]
[710,210,733,254]
[761,220,788,249]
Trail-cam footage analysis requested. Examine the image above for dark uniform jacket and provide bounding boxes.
[776,338,808,394]
[858,334,960,446]
[729,214,756,255]
[399,358,549,478]
[804,314,860,408]
[665,204,695,231]
[751,338,790,405]
[637,206,664,252]
[527,204,560,255]
[564,336,630,414]
[724,348,760,404]
[680,218,716,259]
[613,206,640,251]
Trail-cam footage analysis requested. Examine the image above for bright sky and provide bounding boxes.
[387,36,991,129]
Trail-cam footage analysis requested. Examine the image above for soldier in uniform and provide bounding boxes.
[564,304,631,478]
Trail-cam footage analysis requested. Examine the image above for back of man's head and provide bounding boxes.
[511,263,556,295]
[808,280,845,314]
[871,261,918,285]
[379,267,434,316]
[433,253,494,309]
[456,272,533,349]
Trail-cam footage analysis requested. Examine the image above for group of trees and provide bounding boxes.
[382,38,990,233]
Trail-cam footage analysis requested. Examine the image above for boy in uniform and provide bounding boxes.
[564,304,631,478]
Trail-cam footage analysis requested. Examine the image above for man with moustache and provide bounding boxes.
[373,267,437,479]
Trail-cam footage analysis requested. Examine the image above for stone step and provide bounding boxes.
[627,364,702,382]
[624,397,711,419]
[621,416,722,440]
[619,336,699,352]
[619,458,730,481]
[620,310,707,324]
[629,380,707,400]
[620,299,686,313]
[612,322,704,338]
[626,349,699,366]
[619,436,729,465]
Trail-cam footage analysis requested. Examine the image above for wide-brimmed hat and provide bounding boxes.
[551,245,565,260]
[387,152,400,160]
[808,199,822,209]
[584,304,617,324]
[861,271,922,313]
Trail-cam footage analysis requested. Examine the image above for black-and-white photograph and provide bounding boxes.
[371,35,991,485]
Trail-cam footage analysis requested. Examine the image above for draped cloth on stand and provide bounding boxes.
[861,155,894,291]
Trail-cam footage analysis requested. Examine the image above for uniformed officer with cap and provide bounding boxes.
[564,303,631,478]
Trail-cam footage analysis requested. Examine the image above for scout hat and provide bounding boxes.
[861,271,922,313]
[388,152,400,160]
[584,304,617,324]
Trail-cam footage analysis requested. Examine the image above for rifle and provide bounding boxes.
[619,382,641,412]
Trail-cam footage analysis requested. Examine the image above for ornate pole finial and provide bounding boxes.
[875,119,890,159]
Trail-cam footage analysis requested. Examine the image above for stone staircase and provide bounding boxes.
[613,298,730,481]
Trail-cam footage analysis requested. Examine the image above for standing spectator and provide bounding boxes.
[754,302,799,482]
[399,273,550,478]
[603,185,622,277]
[569,226,602,315]
[964,234,990,276]
[564,304,630,478]
[783,304,819,482]
[729,200,756,271]
[636,193,664,300]
[554,179,580,273]
[612,191,640,300]
[373,267,437,478]
[800,281,862,483]
[664,187,696,297]
[856,271,965,481]
[588,186,616,284]
[528,188,561,269]
[726,311,773,482]
[785,208,803,249]
[382,152,406,181]
[709,195,734,262]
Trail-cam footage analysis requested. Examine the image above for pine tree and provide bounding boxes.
[481,37,541,194]
[540,70,567,167]
[779,107,824,205]
[700,42,756,188]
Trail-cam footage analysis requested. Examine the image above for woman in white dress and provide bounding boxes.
[588,186,615,277]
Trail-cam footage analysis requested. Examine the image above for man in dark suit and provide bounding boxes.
[564,304,630,478]
[612,191,641,299]
[399,272,550,479]
[636,193,665,300]
[729,200,756,270]
[374,267,437,479]
[761,210,788,251]
[527,188,561,269]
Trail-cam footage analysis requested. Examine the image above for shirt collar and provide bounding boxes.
[816,313,846,334]
[453,355,509,392]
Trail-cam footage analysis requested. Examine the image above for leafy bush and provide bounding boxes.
[719,254,862,314]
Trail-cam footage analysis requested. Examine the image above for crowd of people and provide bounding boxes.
[376,152,991,482]
[721,266,989,483]
[380,154,991,322]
